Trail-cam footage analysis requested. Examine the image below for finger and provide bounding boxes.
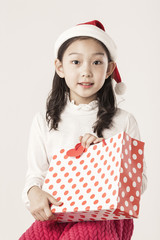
[79,136,83,141]
[39,209,50,221]
[32,213,39,221]
[47,194,63,206]
[36,212,45,221]
[82,135,97,148]
[93,138,104,144]
[44,206,54,219]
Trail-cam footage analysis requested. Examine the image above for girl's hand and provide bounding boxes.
[79,133,104,149]
[27,186,63,221]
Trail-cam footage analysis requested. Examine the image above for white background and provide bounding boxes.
[0,0,160,239]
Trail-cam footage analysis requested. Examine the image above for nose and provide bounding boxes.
[81,63,93,78]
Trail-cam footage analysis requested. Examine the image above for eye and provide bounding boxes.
[93,60,102,65]
[72,60,80,64]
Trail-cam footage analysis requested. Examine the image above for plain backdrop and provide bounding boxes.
[0,0,160,239]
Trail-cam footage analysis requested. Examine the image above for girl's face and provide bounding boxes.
[55,38,116,105]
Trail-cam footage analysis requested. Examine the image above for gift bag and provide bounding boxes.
[42,131,145,222]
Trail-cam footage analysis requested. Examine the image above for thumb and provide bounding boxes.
[47,194,63,206]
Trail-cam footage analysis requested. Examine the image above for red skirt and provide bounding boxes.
[19,219,134,240]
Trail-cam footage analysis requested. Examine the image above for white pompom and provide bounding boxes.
[115,82,127,95]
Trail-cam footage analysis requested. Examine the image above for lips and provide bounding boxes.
[78,82,94,85]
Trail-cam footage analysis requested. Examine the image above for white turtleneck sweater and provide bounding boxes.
[22,95,147,210]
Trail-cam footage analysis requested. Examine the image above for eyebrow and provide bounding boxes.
[68,52,105,56]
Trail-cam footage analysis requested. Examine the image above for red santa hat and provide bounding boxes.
[54,20,126,95]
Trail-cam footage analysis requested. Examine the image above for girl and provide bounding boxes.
[20,20,147,240]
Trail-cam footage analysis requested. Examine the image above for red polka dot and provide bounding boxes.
[114,176,118,181]
[56,178,61,183]
[97,150,101,155]
[68,160,73,165]
[118,133,121,139]
[79,177,84,182]
[73,207,78,212]
[100,155,104,160]
[49,167,53,172]
[86,188,91,193]
[90,158,95,163]
[72,184,76,189]
[91,176,95,180]
[53,155,57,159]
[105,178,109,184]
[117,147,120,153]
[80,160,84,164]
[83,183,88,188]
[102,192,106,198]
[90,194,95,199]
[79,195,83,200]
[110,204,114,209]
[104,160,107,165]
[93,200,99,204]
[87,170,91,175]
[107,165,111,170]
[94,181,99,186]
[109,151,112,157]
[108,184,112,190]
[60,167,65,171]
[83,165,88,170]
[70,201,75,206]
[45,179,50,183]
[115,161,119,167]
[60,185,65,189]
[67,196,72,201]
[64,172,69,177]
[105,146,109,152]
[112,190,116,195]
[98,187,102,192]
[101,173,105,179]
[56,160,61,165]
[68,178,73,183]
[110,170,114,176]
[113,142,117,148]
[93,145,97,150]
[60,149,65,153]
[49,185,53,190]
[106,198,110,203]
[94,163,98,168]
[72,166,77,171]
[75,189,80,194]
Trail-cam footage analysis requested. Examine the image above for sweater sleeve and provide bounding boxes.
[22,112,49,210]
[125,112,147,195]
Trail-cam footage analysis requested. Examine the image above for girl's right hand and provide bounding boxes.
[27,186,63,221]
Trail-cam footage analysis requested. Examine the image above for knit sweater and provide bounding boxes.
[22,94,147,210]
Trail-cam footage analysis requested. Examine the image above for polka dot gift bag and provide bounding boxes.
[42,131,144,222]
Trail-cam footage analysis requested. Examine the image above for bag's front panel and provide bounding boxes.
[42,132,125,222]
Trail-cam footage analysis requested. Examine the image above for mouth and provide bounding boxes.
[78,82,94,88]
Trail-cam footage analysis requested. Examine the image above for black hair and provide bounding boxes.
[46,36,117,138]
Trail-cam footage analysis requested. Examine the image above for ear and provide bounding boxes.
[105,61,117,79]
[55,59,65,78]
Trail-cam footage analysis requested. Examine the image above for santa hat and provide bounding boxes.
[54,20,126,95]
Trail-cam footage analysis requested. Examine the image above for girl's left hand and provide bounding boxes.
[79,133,104,149]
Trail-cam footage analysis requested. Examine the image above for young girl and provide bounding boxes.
[20,20,147,240]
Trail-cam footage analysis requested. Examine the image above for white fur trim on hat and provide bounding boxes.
[54,24,117,61]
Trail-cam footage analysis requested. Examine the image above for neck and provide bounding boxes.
[69,94,98,106]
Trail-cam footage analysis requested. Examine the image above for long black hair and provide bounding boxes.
[46,36,118,138]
